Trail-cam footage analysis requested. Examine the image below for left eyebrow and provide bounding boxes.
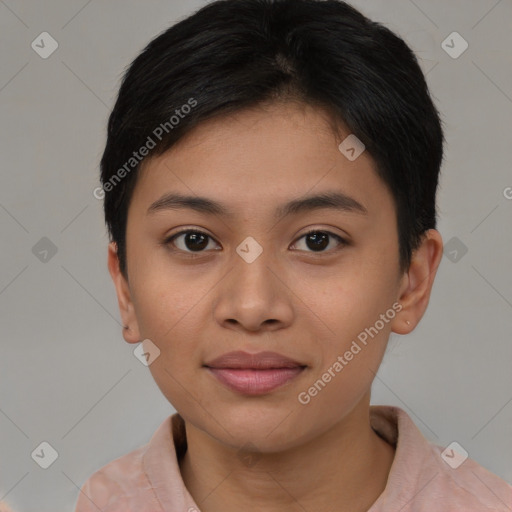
[146,191,368,219]
[275,191,368,219]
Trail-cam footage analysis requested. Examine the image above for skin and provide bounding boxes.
[108,100,443,512]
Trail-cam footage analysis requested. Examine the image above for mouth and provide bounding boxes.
[203,351,307,396]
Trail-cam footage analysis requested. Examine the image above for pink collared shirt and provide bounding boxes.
[74,406,512,511]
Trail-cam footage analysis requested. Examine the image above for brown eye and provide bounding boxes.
[165,230,219,253]
[292,230,347,253]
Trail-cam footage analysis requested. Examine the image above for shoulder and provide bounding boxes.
[422,441,512,511]
[73,443,162,512]
[370,406,512,512]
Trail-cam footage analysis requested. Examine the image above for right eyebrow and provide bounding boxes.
[146,190,368,219]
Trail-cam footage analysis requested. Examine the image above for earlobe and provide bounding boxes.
[107,242,141,344]
[391,229,443,335]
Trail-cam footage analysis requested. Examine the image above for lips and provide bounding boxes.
[204,350,305,370]
[204,351,307,395]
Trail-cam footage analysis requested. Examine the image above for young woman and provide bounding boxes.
[74,1,512,511]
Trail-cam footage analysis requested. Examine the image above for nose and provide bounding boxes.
[211,247,294,333]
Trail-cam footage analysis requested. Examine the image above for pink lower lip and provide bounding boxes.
[206,367,305,395]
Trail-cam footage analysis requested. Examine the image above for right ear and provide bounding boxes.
[107,241,141,344]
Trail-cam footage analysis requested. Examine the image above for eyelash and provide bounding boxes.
[163,228,348,256]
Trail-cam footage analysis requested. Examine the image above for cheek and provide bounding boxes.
[298,263,388,333]
[295,288,393,419]
[131,254,203,337]
[298,262,396,373]
[136,274,205,409]
[130,280,208,407]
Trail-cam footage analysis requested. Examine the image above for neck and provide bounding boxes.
[179,397,395,512]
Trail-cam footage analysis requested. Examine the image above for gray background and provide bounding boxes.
[1,1,511,510]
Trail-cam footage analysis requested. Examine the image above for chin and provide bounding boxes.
[214,405,307,449]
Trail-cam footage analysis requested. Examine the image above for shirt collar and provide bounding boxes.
[368,405,438,510]
[143,413,199,511]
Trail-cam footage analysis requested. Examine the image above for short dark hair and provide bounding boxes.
[100,0,444,278]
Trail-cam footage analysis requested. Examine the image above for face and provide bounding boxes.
[110,101,413,452]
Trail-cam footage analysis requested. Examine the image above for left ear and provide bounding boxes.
[391,229,444,335]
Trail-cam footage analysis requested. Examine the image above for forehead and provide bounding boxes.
[130,101,394,221]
